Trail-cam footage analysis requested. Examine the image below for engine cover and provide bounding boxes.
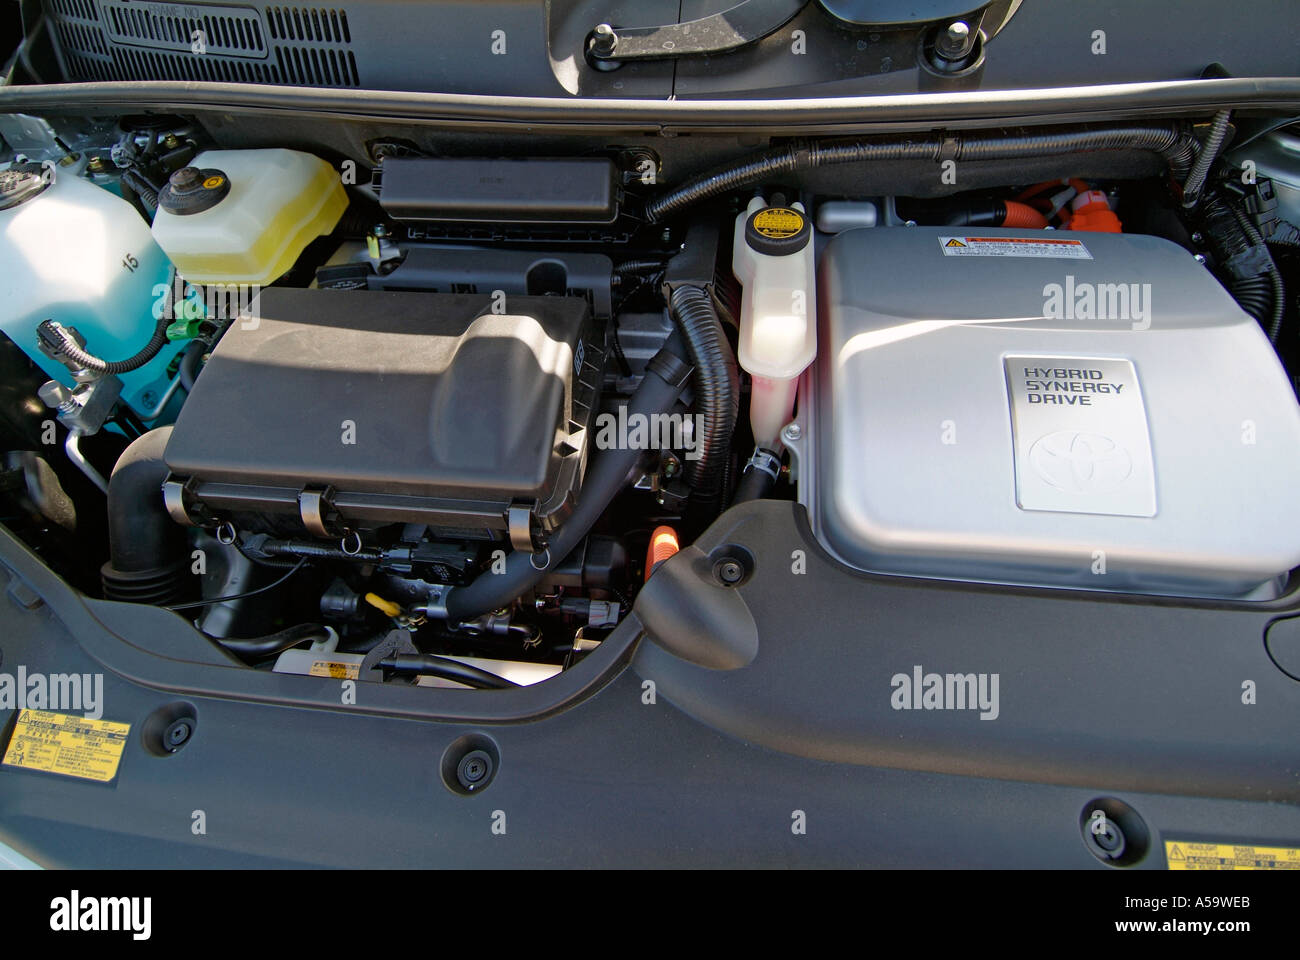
[805,227,1300,599]
[164,288,601,541]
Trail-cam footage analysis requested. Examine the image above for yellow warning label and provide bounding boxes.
[202,175,225,189]
[309,660,360,680]
[1166,840,1300,870]
[945,238,967,247]
[2,709,129,783]
[751,207,805,239]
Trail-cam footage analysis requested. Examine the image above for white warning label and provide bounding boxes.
[939,236,1093,260]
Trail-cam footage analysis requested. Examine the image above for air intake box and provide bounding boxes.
[163,288,602,544]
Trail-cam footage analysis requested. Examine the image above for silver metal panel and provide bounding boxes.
[1004,356,1155,517]
[806,226,1300,599]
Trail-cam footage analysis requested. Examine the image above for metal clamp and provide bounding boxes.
[507,503,536,554]
[298,486,339,538]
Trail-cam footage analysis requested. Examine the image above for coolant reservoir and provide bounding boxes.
[732,196,818,447]
[150,149,347,286]
[0,163,179,418]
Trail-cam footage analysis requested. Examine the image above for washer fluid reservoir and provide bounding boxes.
[0,163,179,419]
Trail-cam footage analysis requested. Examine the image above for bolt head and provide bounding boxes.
[782,423,802,442]
[715,559,744,584]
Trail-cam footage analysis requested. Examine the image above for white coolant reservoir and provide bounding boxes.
[150,149,347,286]
[732,196,818,447]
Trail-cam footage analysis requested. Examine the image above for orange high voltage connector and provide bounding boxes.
[645,526,680,581]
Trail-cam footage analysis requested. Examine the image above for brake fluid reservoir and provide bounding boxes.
[732,197,818,447]
[150,149,347,286]
[0,163,178,417]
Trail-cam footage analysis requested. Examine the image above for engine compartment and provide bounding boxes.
[3,104,1300,694]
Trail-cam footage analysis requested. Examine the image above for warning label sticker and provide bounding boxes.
[309,659,361,680]
[939,236,1093,260]
[1166,840,1300,870]
[2,709,129,783]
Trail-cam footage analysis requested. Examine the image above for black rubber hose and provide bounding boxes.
[444,338,694,621]
[645,123,1192,222]
[378,654,519,689]
[669,285,739,502]
[101,426,189,604]
[733,447,782,503]
[178,338,205,391]
[211,622,330,661]
[38,313,171,375]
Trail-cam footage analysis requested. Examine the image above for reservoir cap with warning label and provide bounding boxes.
[745,205,811,256]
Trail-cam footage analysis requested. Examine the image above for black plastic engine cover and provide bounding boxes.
[164,288,601,534]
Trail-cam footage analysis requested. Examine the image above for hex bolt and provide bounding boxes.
[591,23,618,56]
[936,20,974,60]
[782,423,802,443]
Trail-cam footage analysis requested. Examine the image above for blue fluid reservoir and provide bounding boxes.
[0,164,183,421]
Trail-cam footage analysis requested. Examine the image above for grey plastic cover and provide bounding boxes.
[805,226,1300,599]
[165,289,596,518]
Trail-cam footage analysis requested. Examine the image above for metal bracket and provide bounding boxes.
[586,0,808,64]
[507,503,536,554]
[298,486,339,538]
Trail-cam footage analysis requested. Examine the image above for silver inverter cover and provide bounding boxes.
[803,226,1300,599]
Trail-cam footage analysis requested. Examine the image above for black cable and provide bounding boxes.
[378,653,519,689]
[165,558,306,611]
[1225,195,1286,343]
[1182,109,1233,208]
[645,124,1193,222]
[669,284,739,503]
[206,622,330,660]
[38,312,171,375]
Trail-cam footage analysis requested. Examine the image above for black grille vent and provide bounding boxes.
[43,1,359,87]
[266,6,350,43]
[101,1,266,56]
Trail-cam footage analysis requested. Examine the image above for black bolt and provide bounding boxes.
[457,749,494,790]
[715,558,744,585]
[164,718,193,752]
